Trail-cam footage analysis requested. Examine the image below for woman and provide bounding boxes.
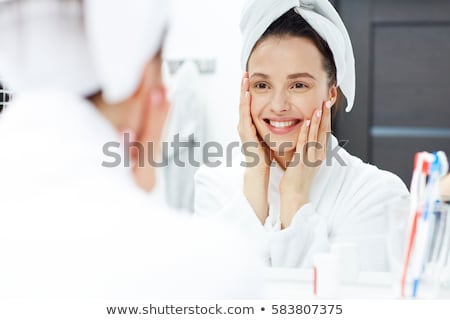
[195,0,409,271]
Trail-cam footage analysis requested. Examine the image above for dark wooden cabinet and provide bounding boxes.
[334,0,450,184]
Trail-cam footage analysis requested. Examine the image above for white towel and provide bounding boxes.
[240,0,355,112]
[0,0,168,104]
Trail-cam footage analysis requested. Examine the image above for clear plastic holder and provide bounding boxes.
[387,196,450,298]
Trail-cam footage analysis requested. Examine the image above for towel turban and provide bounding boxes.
[240,0,355,112]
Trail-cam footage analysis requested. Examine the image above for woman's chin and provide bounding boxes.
[265,137,298,152]
[269,144,296,156]
[256,129,298,153]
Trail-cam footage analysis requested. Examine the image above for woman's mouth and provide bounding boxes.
[263,118,302,134]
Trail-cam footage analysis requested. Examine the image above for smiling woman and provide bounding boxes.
[194,0,409,272]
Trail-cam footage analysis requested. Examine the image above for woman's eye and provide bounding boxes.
[254,82,269,89]
[292,82,308,89]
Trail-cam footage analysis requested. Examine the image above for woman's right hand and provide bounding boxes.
[238,72,271,224]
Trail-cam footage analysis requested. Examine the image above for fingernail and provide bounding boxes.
[306,120,311,127]
[316,110,322,118]
[245,91,249,98]
[325,101,332,109]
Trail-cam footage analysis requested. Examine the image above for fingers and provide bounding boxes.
[238,72,252,133]
[257,131,274,166]
[295,117,310,163]
[133,86,169,192]
[308,106,322,144]
[238,72,261,152]
[295,101,329,166]
[318,100,332,161]
[144,86,170,145]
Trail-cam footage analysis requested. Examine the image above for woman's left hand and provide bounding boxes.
[279,100,332,229]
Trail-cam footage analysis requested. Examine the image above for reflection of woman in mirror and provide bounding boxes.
[195,0,408,271]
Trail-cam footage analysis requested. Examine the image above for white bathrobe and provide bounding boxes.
[0,90,261,299]
[195,135,409,271]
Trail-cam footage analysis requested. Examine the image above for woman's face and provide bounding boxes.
[247,35,335,153]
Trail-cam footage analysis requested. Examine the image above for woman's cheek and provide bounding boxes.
[291,97,316,118]
[298,89,326,113]
[249,97,264,118]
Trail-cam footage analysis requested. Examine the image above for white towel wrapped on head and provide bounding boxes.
[240,0,355,112]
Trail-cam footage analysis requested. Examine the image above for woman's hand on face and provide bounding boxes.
[279,100,332,229]
[132,86,170,192]
[238,72,272,224]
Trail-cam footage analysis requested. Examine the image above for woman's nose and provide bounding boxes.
[270,91,290,113]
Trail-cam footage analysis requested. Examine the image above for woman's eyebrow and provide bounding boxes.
[250,72,316,80]
[287,72,316,80]
[250,72,269,79]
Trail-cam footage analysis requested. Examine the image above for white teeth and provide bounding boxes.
[269,120,297,128]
